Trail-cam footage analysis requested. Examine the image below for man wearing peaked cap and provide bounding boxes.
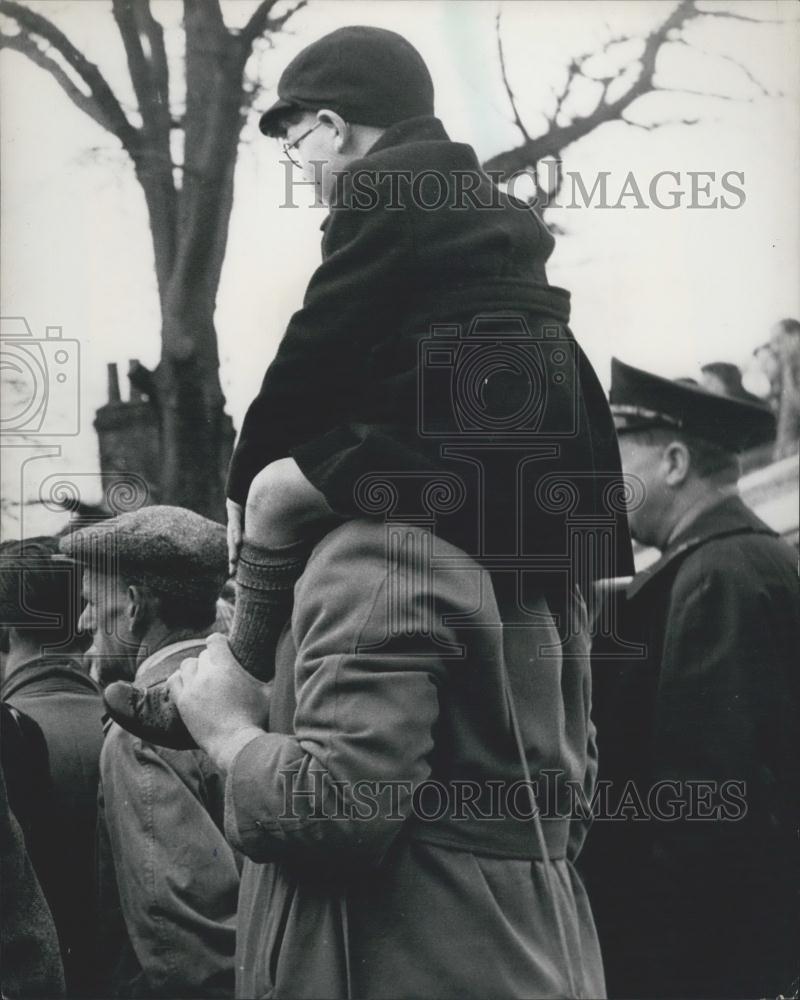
[609,356,775,451]
[59,506,242,998]
[580,359,798,998]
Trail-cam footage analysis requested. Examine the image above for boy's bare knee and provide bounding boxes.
[246,461,293,521]
[244,459,334,547]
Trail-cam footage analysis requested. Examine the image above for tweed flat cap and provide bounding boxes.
[60,505,226,601]
[610,357,776,452]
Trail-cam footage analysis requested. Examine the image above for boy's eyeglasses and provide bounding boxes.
[282,121,323,167]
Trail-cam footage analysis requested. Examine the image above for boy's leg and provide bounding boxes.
[229,458,338,678]
[103,459,338,748]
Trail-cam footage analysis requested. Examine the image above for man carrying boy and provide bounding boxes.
[102,24,634,998]
[105,25,631,746]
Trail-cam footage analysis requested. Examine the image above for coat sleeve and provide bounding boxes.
[226,179,413,506]
[223,526,449,867]
[98,728,239,998]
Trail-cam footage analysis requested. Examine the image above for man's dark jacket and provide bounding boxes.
[583,495,799,999]
[2,656,105,996]
[228,115,632,584]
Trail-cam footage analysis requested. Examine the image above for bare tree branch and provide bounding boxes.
[622,113,702,131]
[238,0,278,48]
[109,0,177,306]
[111,0,172,138]
[495,9,530,141]
[694,5,789,24]
[266,0,307,35]
[654,84,751,103]
[0,0,139,153]
[237,0,308,53]
[670,36,773,97]
[0,31,115,134]
[484,0,782,180]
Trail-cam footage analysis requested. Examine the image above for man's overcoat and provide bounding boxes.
[583,494,799,998]
[225,520,606,999]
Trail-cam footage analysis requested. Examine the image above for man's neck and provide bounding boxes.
[2,641,82,683]
[664,482,739,549]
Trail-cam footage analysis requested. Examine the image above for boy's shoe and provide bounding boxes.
[103,679,197,750]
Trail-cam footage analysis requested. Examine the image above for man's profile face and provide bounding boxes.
[77,569,138,685]
[282,112,349,205]
[617,433,671,549]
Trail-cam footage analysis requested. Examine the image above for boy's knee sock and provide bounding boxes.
[228,538,311,680]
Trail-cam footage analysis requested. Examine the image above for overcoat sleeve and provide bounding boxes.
[223,527,448,866]
[226,178,412,506]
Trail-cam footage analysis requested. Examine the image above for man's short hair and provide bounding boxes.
[624,426,740,482]
[149,589,217,633]
[0,536,81,648]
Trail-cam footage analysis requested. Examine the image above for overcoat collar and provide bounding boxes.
[626,493,777,602]
[320,116,457,233]
[1,655,97,700]
[365,114,451,154]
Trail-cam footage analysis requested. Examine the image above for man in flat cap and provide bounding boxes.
[60,506,242,999]
[581,360,799,998]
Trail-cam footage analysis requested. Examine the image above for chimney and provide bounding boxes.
[107,363,121,403]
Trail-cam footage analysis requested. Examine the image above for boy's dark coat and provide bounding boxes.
[228,115,633,583]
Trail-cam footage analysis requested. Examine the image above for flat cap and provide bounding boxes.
[610,357,775,453]
[259,26,434,136]
[60,505,226,602]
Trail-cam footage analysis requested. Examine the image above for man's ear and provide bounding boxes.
[127,584,152,636]
[662,440,691,487]
[317,109,349,151]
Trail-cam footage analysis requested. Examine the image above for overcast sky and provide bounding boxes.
[1,0,798,538]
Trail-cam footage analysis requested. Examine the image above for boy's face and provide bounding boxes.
[282,111,353,206]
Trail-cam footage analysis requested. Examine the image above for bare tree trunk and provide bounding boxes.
[132,2,246,520]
